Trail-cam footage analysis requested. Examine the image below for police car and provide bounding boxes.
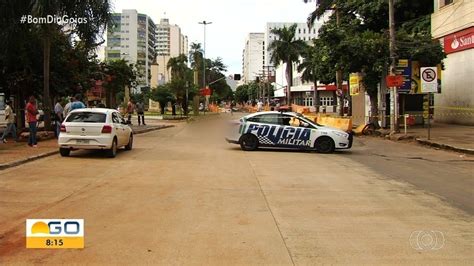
[226,111,352,153]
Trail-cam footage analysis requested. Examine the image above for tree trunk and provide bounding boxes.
[313,81,319,113]
[43,34,52,130]
[285,61,293,107]
[368,91,379,126]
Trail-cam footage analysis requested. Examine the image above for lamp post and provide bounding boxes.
[199,20,212,108]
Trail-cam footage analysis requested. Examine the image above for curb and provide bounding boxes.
[415,138,474,155]
[0,150,59,170]
[0,125,174,171]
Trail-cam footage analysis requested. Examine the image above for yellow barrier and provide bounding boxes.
[303,114,353,132]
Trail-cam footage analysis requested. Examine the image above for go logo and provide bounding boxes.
[26,219,84,249]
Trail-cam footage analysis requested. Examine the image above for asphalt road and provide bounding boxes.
[0,114,472,264]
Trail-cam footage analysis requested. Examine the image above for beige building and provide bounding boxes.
[149,18,188,111]
[155,18,189,85]
[431,0,474,125]
[106,10,156,88]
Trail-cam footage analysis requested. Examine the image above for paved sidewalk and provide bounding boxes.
[0,119,174,170]
[391,123,474,154]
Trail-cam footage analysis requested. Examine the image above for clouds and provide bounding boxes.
[113,0,314,74]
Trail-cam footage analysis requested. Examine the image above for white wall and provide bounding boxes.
[243,33,265,83]
[434,49,474,124]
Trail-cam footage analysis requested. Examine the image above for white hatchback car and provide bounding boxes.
[226,111,353,153]
[58,108,133,158]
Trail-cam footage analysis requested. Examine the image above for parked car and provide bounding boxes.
[226,111,353,153]
[58,108,133,158]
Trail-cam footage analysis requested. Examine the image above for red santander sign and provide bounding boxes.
[444,27,474,54]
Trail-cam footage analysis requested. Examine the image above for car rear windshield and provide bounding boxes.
[66,112,106,123]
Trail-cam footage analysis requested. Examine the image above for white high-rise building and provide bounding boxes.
[265,22,321,67]
[155,18,189,84]
[106,9,156,88]
[242,33,265,84]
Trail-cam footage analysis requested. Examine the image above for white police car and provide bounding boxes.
[226,111,352,153]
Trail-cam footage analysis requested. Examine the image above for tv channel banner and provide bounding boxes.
[26,219,84,249]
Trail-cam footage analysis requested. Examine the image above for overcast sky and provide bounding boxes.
[112,0,317,75]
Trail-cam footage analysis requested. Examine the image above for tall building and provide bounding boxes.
[155,18,189,84]
[431,0,474,125]
[242,33,265,84]
[106,9,156,88]
[265,22,321,67]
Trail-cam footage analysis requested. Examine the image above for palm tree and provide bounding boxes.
[167,54,188,81]
[189,42,203,70]
[167,54,192,115]
[32,0,111,130]
[268,24,307,106]
[298,42,320,113]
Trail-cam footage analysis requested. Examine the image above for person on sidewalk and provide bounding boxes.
[54,99,64,138]
[63,97,73,118]
[70,94,86,111]
[25,96,39,147]
[257,99,263,112]
[135,100,146,126]
[126,100,134,125]
[1,100,18,143]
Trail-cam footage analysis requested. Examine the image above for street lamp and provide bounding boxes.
[198,20,212,89]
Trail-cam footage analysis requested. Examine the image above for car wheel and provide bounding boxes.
[239,134,259,151]
[59,148,70,157]
[125,134,133,150]
[107,138,117,158]
[315,137,335,153]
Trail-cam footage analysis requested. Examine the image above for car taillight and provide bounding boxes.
[60,124,66,132]
[101,125,112,133]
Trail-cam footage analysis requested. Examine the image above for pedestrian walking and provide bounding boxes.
[1,100,18,143]
[25,96,39,147]
[230,100,235,115]
[54,99,64,138]
[135,101,146,126]
[70,94,86,111]
[257,99,263,112]
[126,100,134,124]
[63,97,73,118]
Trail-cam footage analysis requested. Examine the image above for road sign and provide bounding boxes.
[199,87,211,96]
[421,67,438,93]
[386,75,404,87]
[395,59,412,93]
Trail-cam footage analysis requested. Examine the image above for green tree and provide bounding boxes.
[150,84,175,114]
[167,54,193,115]
[189,42,203,87]
[267,24,307,106]
[30,0,111,129]
[103,59,137,108]
[304,0,445,122]
[235,84,249,104]
[298,39,334,113]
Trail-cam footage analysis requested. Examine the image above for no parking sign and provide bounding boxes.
[421,67,438,93]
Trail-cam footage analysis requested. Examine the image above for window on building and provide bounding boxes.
[303,28,306,34]
[304,97,313,107]
[320,96,334,106]
[298,28,301,34]
[313,29,316,34]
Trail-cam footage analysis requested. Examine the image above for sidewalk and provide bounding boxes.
[0,118,174,170]
[389,123,474,154]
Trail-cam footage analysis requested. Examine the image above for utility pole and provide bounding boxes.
[199,20,212,108]
[389,0,399,132]
[335,7,344,116]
